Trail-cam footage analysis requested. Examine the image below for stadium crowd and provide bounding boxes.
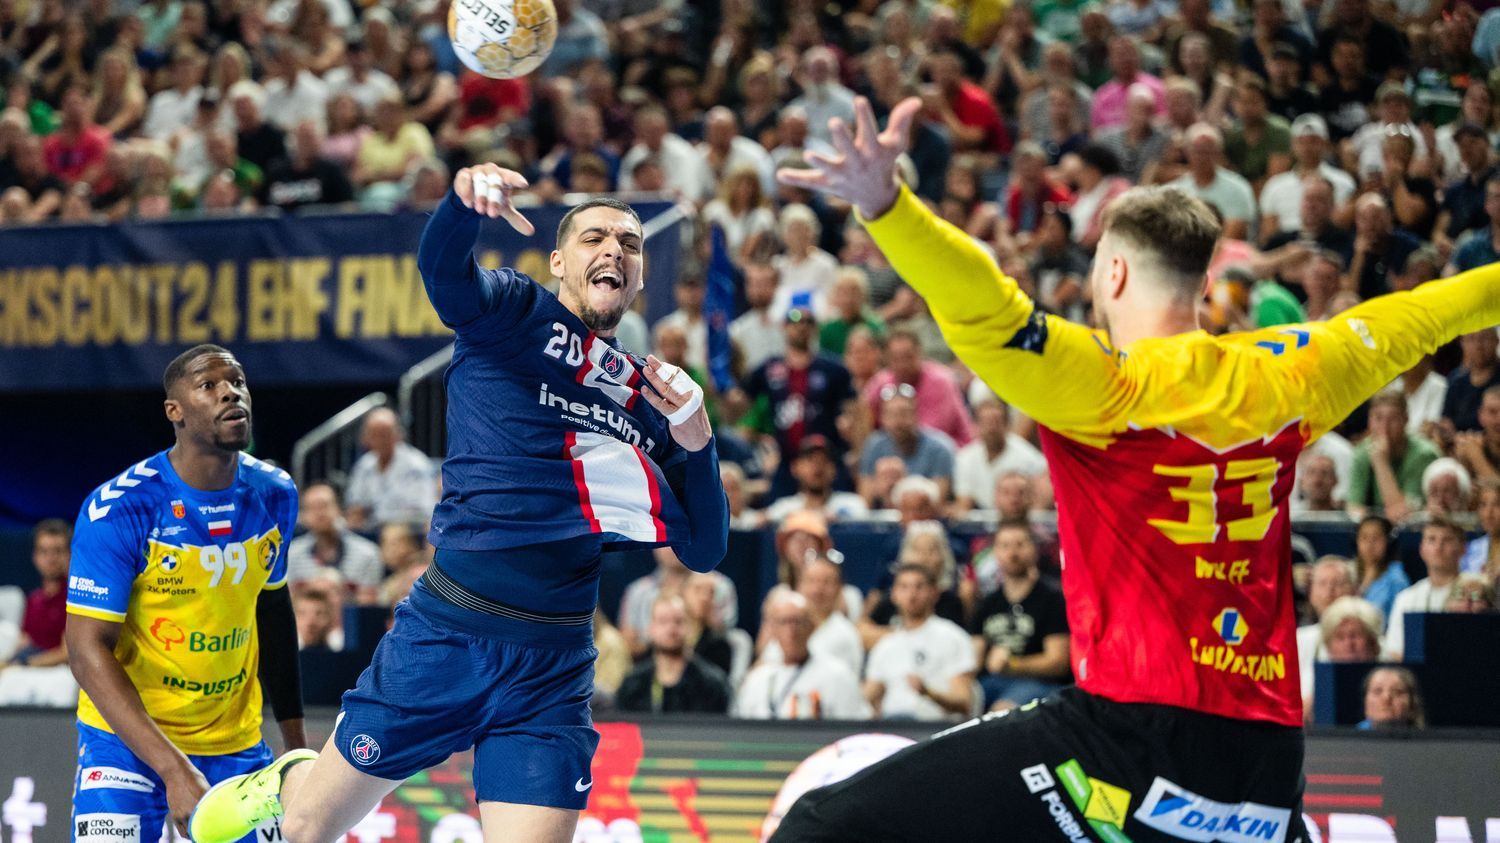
[3,0,1500,731]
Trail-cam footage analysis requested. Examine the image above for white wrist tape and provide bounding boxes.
[471,173,503,205]
[661,366,704,425]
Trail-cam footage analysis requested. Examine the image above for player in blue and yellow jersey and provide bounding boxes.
[65,344,305,842]
[769,98,1500,841]
[191,166,728,843]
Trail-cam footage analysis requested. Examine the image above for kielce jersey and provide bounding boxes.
[866,185,1500,727]
[66,451,297,754]
[416,191,727,573]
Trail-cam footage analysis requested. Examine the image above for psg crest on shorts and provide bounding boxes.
[350,734,381,765]
[601,348,629,381]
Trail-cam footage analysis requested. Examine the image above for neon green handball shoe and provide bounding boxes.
[188,748,318,843]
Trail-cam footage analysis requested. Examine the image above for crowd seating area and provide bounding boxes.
[4,0,1500,732]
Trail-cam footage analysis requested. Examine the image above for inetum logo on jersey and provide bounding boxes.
[79,767,154,793]
[1133,776,1290,843]
[350,734,381,766]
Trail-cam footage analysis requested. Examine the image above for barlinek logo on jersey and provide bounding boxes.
[150,618,250,653]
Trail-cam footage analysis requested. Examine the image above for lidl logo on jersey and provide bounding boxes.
[1213,608,1248,646]
[1019,759,1133,843]
[1133,777,1290,843]
[149,618,250,653]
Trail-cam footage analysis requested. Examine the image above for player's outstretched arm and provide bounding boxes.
[777,98,1126,436]
[1302,264,1500,438]
[640,355,730,572]
[67,616,209,837]
[416,163,535,330]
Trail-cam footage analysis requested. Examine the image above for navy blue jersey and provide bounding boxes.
[417,191,727,585]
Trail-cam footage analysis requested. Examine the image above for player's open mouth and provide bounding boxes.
[219,408,249,424]
[590,269,623,291]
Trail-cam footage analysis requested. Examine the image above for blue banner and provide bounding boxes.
[0,201,680,391]
[704,224,737,393]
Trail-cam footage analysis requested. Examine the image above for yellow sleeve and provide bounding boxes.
[1300,266,1500,438]
[861,186,1130,442]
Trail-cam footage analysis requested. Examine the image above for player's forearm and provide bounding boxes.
[417,189,486,324]
[671,443,729,572]
[256,587,306,727]
[67,638,193,779]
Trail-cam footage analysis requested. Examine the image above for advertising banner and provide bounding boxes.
[0,202,680,392]
[0,710,1497,842]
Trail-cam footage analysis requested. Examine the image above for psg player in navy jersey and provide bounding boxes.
[191,165,730,843]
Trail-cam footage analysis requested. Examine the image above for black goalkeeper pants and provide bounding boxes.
[771,687,1309,843]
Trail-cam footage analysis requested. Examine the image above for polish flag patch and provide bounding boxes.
[207,520,232,537]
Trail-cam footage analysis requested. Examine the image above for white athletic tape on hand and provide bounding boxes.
[471,172,491,203]
[661,366,704,425]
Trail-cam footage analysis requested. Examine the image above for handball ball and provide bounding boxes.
[448,0,558,80]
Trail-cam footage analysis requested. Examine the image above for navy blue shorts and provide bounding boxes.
[73,722,274,842]
[334,598,601,809]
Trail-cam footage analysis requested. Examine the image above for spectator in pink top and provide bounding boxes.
[43,83,112,187]
[1089,35,1165,132]
[865,328,974,447]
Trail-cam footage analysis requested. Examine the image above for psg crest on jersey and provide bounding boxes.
[601,348,629,381]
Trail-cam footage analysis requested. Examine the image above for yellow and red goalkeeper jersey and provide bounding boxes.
[865,186,1500,726]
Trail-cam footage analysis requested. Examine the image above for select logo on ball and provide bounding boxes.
[448,0,558,80]
[351,734,381,766]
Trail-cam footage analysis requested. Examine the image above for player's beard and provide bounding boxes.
[213,418,252,452]
[577,299,626,332]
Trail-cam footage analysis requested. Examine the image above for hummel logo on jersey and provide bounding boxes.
[574,777,592,792]
[199,503,235,515]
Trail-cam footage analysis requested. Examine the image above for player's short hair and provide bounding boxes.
[33,517,71,544]
[163,343,234,396]
[1101,186,1222,297]
[892,562,938,588]
[1423,515,1467,542]
[556,197,642,247]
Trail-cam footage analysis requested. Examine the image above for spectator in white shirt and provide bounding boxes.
[736,591,869,720]
[703,165,777,265]
[1296,557,1357,696]
[765,435,870,523]
[730,262,787,373]
[618,104,714,203]
[285,483,384,603]
[953,400,1047,513]
[1385,517,1465,659]
[699,106,774,195]
[322,39,399,114]
[344,408,439,530]
[143,47,206,141]
[1291,453,1346,514]
[260,41,330,132]
[654,279,709,372]
[771,203,840,319]
[863,564,977,721]
[788,46,857,144]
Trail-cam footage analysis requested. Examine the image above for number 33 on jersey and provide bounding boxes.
[66,450,298,755]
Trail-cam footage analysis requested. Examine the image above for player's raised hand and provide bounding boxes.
[776,95,922,221]
[640,354,712,452]
[455,163,535,235]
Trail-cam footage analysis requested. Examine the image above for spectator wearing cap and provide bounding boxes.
[1265,41,1320,122]
[1436,122,1498,249]
[735,590,869,720]
[1004,142,1073,239]
[1224,75,1292,191]
[323,39,399,115]
[819,267,884,357]
[770,510,865,622]
[1096,84,1168,183]
[1089,35,1164,133]
[1063,143,1131,249]
[953,400,1047,514]
[616,594,733,714]
[143,46,205,141]
[863,564,977,721]
[1347,193,1419,299]
[864,329,973,448]
[1317,0,1409,79]
[789,46,858,145]
[619,105,714,203]
[1349,83,1426,178]
[731,263,787,374]
[859,386,956,502]
[922,49,1009,156]
[736,303,855,498]
[1260,115,1357,241]
[1171,123,1258,242]
[765,435,871,523]
[1385,517,1466,659]
[771,204,840,319]
[537,0,608,79]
